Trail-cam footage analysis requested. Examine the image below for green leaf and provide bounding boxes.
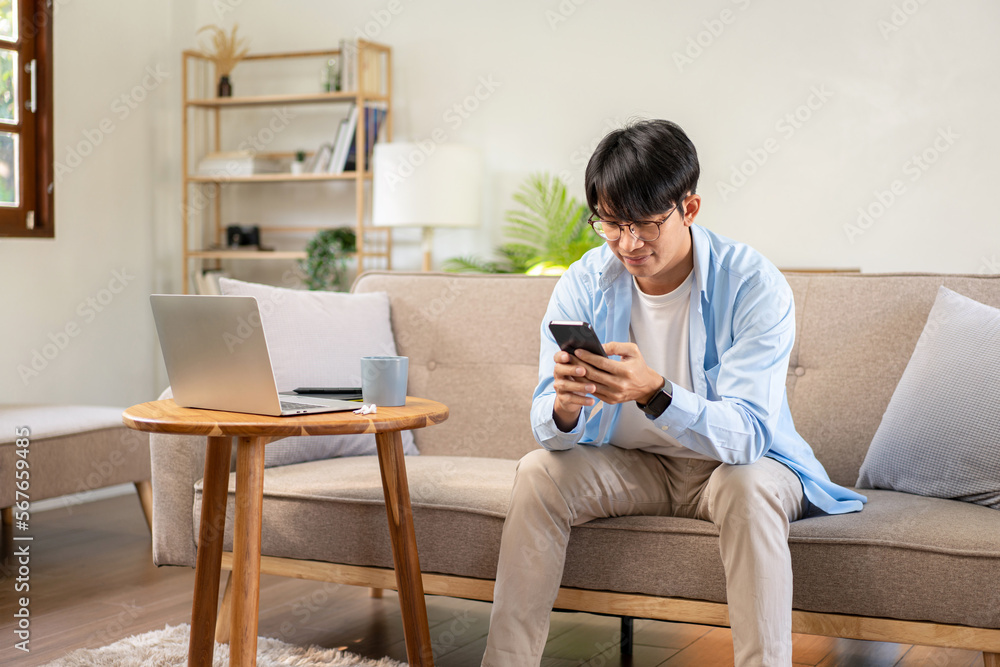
[502,173,600,268]
[442,254,521,273]
[298,228,357,290]
[443,171,602,274]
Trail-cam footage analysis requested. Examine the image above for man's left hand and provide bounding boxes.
[574,342,665,406]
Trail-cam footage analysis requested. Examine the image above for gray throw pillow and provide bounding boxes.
[218,277,417,467]
[856,286,1000,509]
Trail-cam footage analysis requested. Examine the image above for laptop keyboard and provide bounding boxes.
[280,400,322,411]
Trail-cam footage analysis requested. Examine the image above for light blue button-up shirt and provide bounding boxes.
[531,224,866,515]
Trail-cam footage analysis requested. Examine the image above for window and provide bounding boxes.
[0,0,53,238]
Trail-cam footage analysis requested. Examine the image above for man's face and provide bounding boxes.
[601,194,700,295]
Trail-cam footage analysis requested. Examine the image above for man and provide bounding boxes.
[481,120,866,667]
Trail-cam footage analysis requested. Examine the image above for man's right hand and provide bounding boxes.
[552,349,597,432]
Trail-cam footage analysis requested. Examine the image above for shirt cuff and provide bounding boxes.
[649,381,699,438]
[532,394,584,450]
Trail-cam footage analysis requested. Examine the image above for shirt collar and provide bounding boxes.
[598,246,624,291]
[689,224,711,299]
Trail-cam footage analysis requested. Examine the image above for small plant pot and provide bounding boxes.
[218,75,232,97]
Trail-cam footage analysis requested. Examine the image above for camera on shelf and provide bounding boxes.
[226,225,260,248]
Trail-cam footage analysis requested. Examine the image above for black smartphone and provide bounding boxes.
[292,387,364,400]
[548,321,608,358]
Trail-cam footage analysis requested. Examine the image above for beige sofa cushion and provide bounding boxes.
[0,405,149,508]
[0,405,128,443]
[194,456,1000,630]
[215,278,416,466]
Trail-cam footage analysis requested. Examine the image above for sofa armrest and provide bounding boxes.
[150,431,209,568]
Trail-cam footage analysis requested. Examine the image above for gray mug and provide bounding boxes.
[361,356,408,407]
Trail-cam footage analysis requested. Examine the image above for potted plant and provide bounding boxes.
[299,228,357,291]
[444,173,601,274]
[291,150,307,175]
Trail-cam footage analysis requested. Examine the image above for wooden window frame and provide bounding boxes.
[0,0,54,238]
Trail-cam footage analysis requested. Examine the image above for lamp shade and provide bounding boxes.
[372,143,482,228]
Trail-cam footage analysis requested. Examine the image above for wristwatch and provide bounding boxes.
[636,377,672,419]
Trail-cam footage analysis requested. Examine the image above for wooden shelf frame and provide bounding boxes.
[186,172,372,184]
[187,248,390,262]
[187,250,309,261]
[180,41,393,294]
[186,91,391,108]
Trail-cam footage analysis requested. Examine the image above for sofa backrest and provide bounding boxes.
[783,272,1000,486]
[353,271,1000,487]
[353,272,558,460]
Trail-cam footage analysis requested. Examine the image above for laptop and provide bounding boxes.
[150,294,361,417]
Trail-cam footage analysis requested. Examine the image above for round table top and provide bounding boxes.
[121,397,448,438]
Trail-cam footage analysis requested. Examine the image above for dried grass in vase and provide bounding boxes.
[197,23,251,87]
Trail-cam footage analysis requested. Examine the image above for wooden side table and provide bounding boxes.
[122,397,448,667]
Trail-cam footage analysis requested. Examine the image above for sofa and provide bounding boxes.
[1,405,152,531]
[148,270,1000,663]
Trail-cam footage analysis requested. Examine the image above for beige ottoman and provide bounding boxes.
[0,405,152,530]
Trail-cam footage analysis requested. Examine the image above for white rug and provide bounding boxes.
[42,623,407,666]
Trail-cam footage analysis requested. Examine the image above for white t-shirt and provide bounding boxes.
[609,271,712,460]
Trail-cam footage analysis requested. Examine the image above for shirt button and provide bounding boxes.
[661,426,669,431]
[427,360,437,371]
[794,366,806,377]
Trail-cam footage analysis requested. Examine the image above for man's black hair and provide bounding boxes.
[584,119,700,222]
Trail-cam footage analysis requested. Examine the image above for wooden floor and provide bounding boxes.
[0,492,987,667]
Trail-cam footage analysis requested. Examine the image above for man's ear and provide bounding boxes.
[681,193,702,226]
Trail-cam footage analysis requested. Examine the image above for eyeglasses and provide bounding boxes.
[587,203,679,242]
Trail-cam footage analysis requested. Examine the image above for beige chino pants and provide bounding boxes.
[482,445,807,667]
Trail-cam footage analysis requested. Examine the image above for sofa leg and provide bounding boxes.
[134,480,153,532]
[215,571,234,644]
[369,587,384,599]
[1,507,12,527]
[620,616,633,656]
[984,652,1000,667]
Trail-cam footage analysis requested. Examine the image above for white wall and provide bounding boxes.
[0,0,191,406]
[1,0,997,406]
[215,0,1000,275]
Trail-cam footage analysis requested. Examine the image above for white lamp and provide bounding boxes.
[372,143,482,271]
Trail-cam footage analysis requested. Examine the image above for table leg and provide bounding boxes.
[188,435,233,667]
[375,430,434,666]
[230,436,267,667]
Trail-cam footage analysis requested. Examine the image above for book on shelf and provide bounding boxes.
[328,104,359,174]
[314,100,387,176]
[339,38,357,92]
[310,142,335,173]
[343,103,387,173]
[338,38,388,95]
[197,151,283,177]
